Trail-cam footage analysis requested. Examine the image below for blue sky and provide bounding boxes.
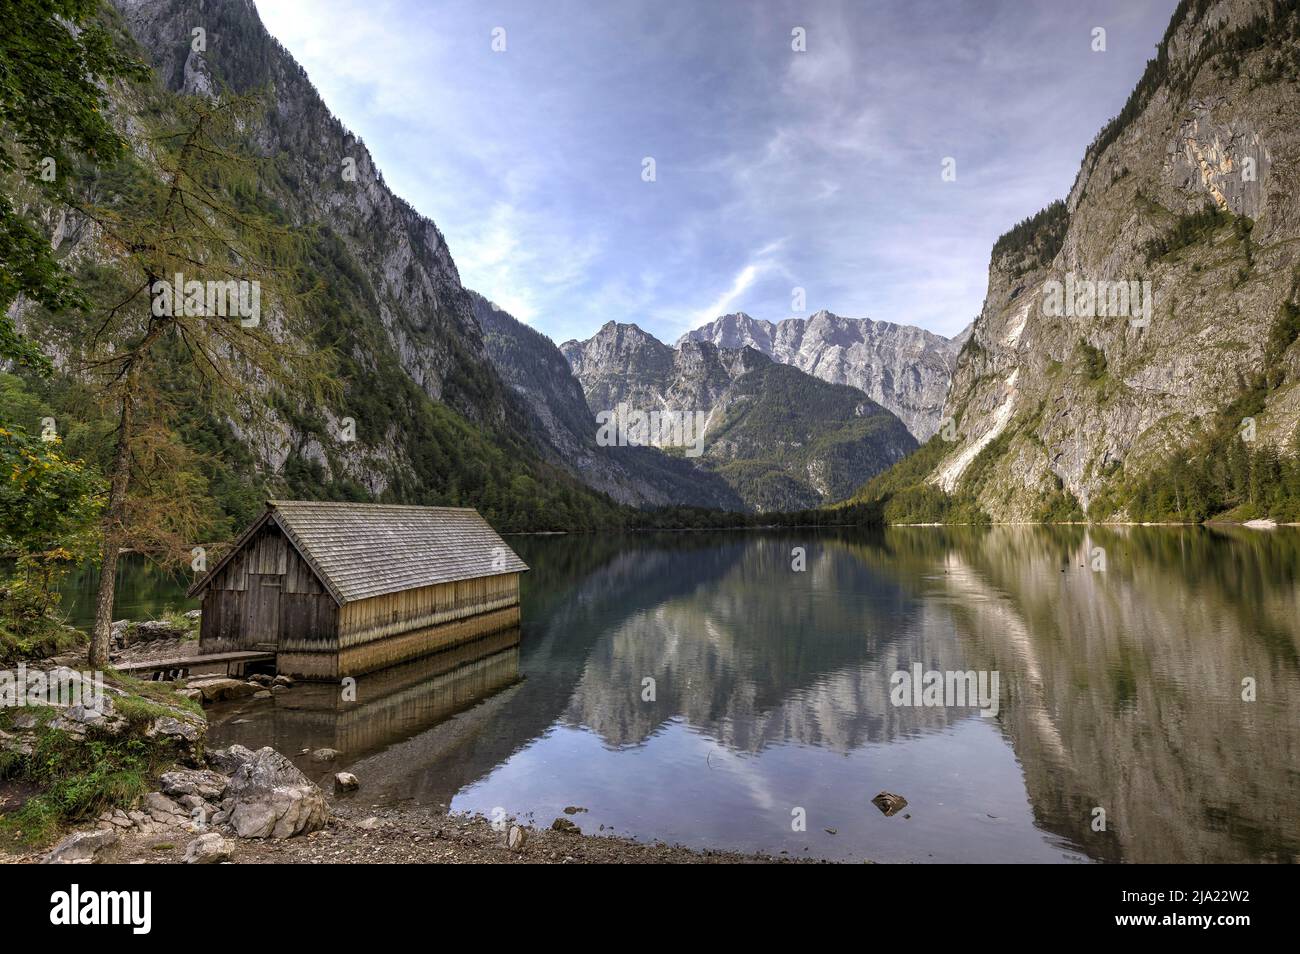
[254,0,1176,343]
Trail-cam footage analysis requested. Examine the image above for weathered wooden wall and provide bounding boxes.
[199,522,337,655]
[283,603,521,679]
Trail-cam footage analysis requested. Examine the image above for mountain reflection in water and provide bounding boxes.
[207,526,1300,863]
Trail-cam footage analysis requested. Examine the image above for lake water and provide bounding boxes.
[84,526,1300,863]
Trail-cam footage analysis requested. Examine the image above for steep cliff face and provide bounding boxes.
[933,0,1300,521]
[682,311,963,441]
[1,0,636,532]
[112,0,501,428]
[561,322,916,510]
[471,294,744,510]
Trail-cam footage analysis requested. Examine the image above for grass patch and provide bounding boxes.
[107,671,204,718]
[0,679,204,849]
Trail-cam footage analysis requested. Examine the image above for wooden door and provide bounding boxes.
[244,574,282,650]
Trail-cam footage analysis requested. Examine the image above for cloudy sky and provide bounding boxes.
[254,0,1176,344]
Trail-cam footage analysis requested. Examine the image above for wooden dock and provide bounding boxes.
[116,650,276,681]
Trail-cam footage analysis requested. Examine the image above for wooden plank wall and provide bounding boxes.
[337,572,520,648]
[282,605,521,679]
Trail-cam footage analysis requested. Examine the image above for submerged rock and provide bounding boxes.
[871,791,908,816]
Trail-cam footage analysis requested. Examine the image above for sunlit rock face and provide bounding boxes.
[471,294,743,510]
[682,311,965,441]
[931,0,1300,519]
[560,323,917,510]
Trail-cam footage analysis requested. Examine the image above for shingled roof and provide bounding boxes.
[188,501,529,604]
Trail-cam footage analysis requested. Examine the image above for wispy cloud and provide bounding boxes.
[255,0,1177,342]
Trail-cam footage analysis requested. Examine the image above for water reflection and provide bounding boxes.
[203,526,1300,863]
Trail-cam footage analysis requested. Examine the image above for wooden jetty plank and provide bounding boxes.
[116,650,275,674]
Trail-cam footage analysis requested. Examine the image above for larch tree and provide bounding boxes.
[69,95,335,667]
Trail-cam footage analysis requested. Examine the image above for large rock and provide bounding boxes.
[41,829,118,864]
[143,713,205,764]
[220,747,328,839]
[134,619,188,642]
[48,694,127,738]
[187,678,257,703]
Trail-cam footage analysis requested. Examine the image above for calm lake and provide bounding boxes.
[72,526,1300,863]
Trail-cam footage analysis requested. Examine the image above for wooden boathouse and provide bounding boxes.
[186,501,528,679]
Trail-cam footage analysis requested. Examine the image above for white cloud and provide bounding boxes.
[690,263,762,328]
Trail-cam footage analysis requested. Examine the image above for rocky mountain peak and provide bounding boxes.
[681,310,961,440]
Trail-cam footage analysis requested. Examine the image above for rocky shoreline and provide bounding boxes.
[95,803,803,865]
[3,740,798,864]
[3,617,816,865]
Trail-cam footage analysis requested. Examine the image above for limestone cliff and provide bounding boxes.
[932,0,1300,521]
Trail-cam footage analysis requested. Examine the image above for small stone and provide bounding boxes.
[334,772,359,793]
[253,690,272,699]
[183,832,234,864]
[562,805,587,815]
[272,675,295,688]
[356,816,381,830]
[508,825,528,851]
[311,748,339,763]
[551,817,580,834]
